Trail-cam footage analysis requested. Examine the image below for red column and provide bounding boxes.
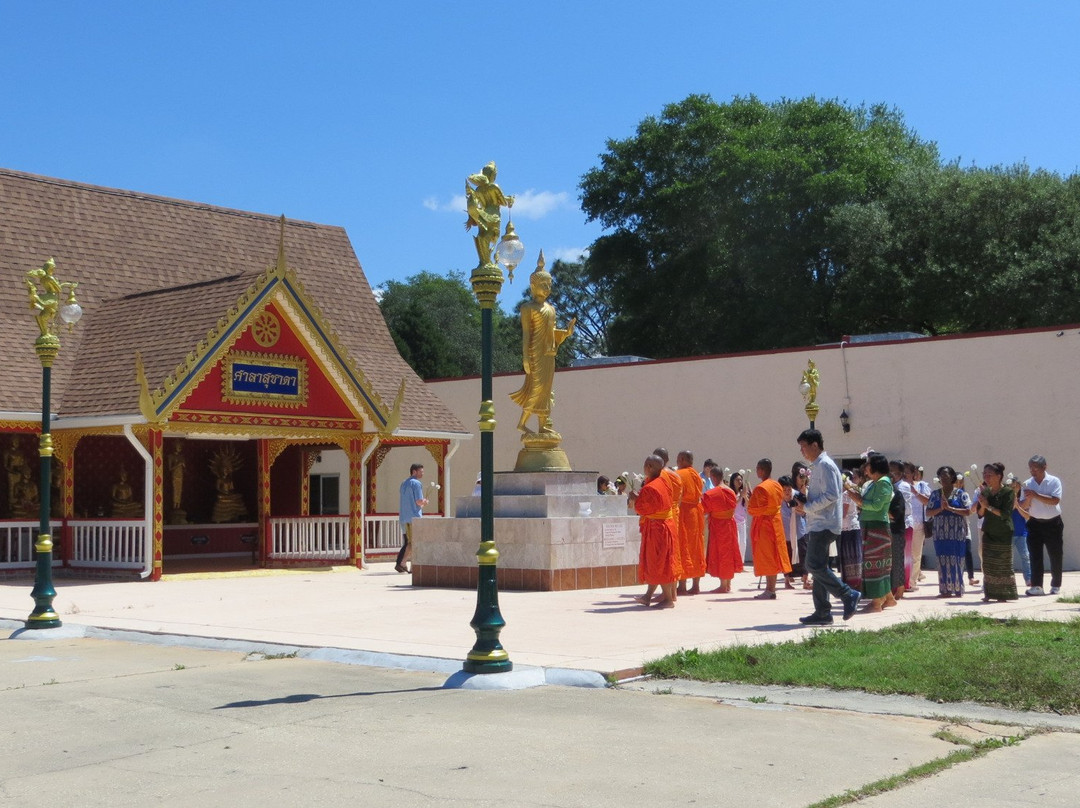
[349,437,365,568]
[149,428,164,581]
[257,439,271,566]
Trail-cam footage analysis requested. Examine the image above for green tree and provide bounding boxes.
[378,271,519,379]
[829,163,1080,335]
[579,94,939,357]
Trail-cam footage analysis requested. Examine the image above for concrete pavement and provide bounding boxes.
[3,633,1078,808]
[3,566,1079,807]
[2,565,1078,678]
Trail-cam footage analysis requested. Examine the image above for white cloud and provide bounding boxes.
[510,189,572,220]
[423,193,466,213]
[549,246,590,263]
[421,189,571,220]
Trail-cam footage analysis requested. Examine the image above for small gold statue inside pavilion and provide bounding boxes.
[209,445,249,523]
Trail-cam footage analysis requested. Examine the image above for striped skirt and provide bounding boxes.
[982,531,1018,601]
[839,528,863,590]
[861,522,892,599]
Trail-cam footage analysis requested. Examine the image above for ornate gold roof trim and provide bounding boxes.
[137,217,403,433]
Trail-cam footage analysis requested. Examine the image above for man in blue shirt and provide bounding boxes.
[795,429,861,624]
[396,463,428,573]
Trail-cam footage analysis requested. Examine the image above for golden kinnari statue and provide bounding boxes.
[465,161,513,270]
[800,358,821,424]
[210,445,249,523]
[510,251,576,472]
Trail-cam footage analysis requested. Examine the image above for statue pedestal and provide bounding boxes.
[514,432,571,473]
[410,471,640,591]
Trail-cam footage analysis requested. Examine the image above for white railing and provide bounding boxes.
[0,521,61,569]
[364,514,404,555]
[270,516,350,560]
[70,520,146,569]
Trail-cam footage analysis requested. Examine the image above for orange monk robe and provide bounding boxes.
[746,478,792,576]
[676,467,707,578]
[634,477,677,586]
[703,485,744,579]
[658,467,684,580]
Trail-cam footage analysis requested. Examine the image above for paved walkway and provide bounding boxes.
[3,566,1079,807]
[1,565,1077,677]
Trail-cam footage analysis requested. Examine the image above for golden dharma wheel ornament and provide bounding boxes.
[251,310,281,347]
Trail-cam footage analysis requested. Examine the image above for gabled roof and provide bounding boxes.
[0,167,467,436]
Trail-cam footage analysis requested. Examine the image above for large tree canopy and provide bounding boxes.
[828,163,1080,336]
[378,271,520,379]
[580,94,939,356]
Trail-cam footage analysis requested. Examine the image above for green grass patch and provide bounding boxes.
[644,613,1080,713]
[1057,594,1080,604]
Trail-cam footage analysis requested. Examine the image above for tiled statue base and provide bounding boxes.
[410,471,640,591]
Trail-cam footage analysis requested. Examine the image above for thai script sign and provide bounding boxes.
[231,363,300,395]
[223,351,308,408]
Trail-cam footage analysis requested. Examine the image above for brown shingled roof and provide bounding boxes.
[0,167,467,435]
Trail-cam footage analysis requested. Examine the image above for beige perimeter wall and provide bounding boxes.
[425,325,1080,569]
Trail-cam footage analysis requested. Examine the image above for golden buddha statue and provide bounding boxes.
[510,252,575,472]
[209,445,249,523]
[11,466,39,520]
[166,442,188,524]
[111,468,142,518]
[4,435,30,517]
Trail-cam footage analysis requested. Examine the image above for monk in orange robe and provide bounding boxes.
[702,466,743,592]
[631,455,677,608]
[675,450,707,594]
[747,458,792,599]
[653,447,684,588]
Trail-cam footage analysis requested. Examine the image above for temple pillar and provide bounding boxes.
[348,437,365,568]
[424,441,447,514]
[52,431,80,567]
[257,439,272,566]
[148,428,164,580]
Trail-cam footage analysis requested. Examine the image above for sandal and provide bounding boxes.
[395,563,408,573]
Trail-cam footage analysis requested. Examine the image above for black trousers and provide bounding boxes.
[396,523,412,566]
[1027,516,1064,589]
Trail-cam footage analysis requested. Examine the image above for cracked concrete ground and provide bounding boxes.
[3,635,1078,808]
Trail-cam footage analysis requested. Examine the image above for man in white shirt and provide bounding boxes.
[1022,455,1064,596]
[904,462,931,591]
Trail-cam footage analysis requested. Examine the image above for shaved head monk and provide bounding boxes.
[632,455,678,608]
[747,458,792,599]
[675,450,706,595]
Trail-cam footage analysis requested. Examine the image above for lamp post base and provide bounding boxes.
[464,542,511,674]
[25,611,61,630]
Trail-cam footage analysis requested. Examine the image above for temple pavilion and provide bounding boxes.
[1,168,469,579]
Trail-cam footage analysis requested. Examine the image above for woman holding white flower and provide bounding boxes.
[926,466,972,596]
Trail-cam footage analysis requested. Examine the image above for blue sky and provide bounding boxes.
[3,1,1078,305]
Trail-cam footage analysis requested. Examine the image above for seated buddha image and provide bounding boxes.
[210,446,249,523]
[111,468,142,518]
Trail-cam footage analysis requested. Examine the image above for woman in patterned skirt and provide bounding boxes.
[839,470,863,591]
[975,462,1018,601]
[926,466,972,597]
[846,453,895,612]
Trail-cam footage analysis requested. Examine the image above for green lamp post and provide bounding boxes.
[463,162,523,674]
[24,258,83,629]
